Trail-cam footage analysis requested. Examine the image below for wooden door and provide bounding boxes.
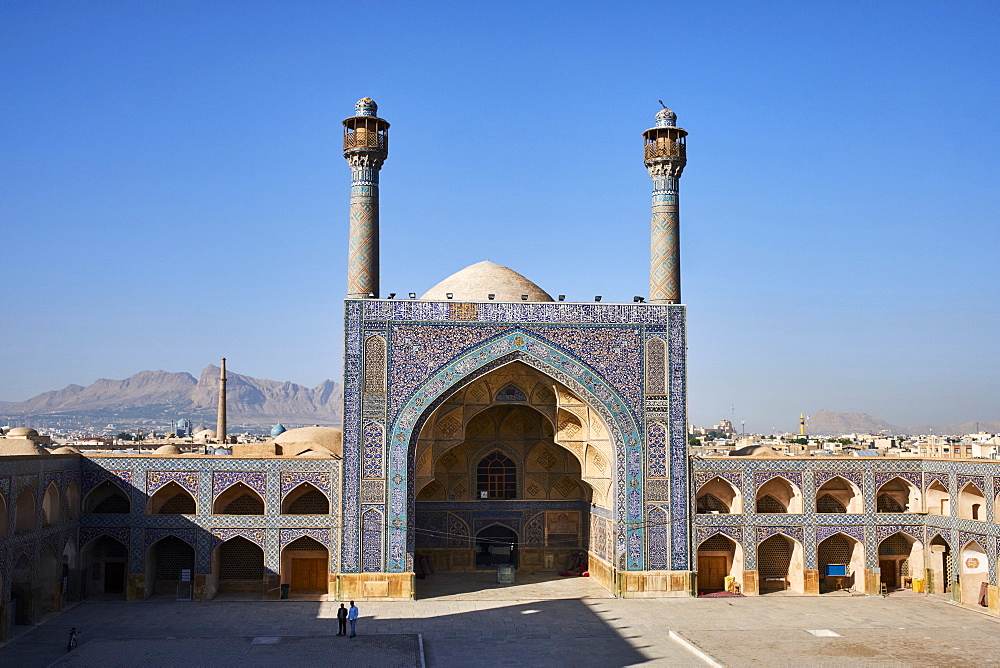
[291,558,326,593]
[879,560,896,589]
[700,556,728,591]
[104,562,125,594]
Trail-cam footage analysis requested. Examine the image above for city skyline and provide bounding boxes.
[3,1,997,432]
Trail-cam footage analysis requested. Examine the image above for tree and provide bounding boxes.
[688,435,701,446]
[116,432,134,441]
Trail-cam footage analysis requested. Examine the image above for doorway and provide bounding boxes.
[879,560,897,589]
[291,558,326,593]
[700,556,727,590]
[104,562,125,594]
[476,525,518,568]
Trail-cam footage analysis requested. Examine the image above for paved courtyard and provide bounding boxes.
[2,581,999,667]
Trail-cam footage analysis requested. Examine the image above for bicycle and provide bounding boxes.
[67,628,79,652]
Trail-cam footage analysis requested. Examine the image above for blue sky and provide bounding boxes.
[2,1,997,432]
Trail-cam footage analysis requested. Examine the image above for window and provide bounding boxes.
[477,452,516,499]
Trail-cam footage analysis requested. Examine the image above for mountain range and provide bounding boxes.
[3,366,342,427]
[806,409,1000,436]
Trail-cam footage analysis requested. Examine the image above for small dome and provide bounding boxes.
[296,449,333,458]
[275,426,343,458]
[0,440,49,456]
[6,427,39,438]
[153,444,183,455]
[655,106,677,128]
[420,261,553,302]
[51,446,81,455]
[728,445,781,458]
[271,423,287,437]
[193,429,217,441]
[355,97,378,117]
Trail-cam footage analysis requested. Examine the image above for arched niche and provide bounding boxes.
[758,533,804,593]
[877,532,923,591]
[927,534,952,595]
[957,482,985,521]
[280,536,329,594]
[926,480,949,515]
[755,477,802,514]
[876,477,920,513]
[84,481,131,514]
[212,536,265,597]
[66,481,81,521]
[0,491,8,538]
[815,476,862,514]
[696,534,743,592]
[960,540,988,607]
[41,481,61,527]
[145,535,195,598]
[40,544,61,613]
[81,535,128,598]
[12,553,34,625]
[817,533,866,593]
[213,483,265,515]
[14,486,37,534]
[696,477,741,514]
[281,483,330,514]
[148,482,197,515]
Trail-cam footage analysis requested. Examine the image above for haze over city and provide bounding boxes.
[2,1,997,433]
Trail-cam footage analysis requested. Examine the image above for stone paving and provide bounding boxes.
[50,634,421,668]
[2,578,999,667]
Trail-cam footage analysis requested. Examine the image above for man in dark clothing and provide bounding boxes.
[336,603,348,636]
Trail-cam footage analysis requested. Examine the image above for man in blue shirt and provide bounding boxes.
[347,600,359,638]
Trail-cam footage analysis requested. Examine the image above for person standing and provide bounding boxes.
[348,600,359,638]
[336,603,348,636]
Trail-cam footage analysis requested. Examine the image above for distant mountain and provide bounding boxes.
[5,366,342,426]
[806,410,1000,436]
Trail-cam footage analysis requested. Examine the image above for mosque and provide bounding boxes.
[0,99,997,637]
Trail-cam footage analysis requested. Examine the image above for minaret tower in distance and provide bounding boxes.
[343,97,389,299]
[644,105,687,304]
[216,358,227,444]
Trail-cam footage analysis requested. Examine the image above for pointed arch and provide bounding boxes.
[281,482,330,514]
[817,532,866,593]
[84,480,131,514]
[959,538,988,606]
[65,480,81,521]
[957,482,985,521]
[213,536,265,596]
[758,533,805,593]
[696,476,741,514]
[477,450,516,499]
[877,531,924,591]
[926,480,949,515]
[382,333,642,574]
[696,532,743,592]
[815,476,862,513]
[145,535,195,598]
[213,483,265,515]
[281,536,329,594]
[755,476,802,514]
[41,481,60,527]
[14,485,36,534]
[875,476,920,513]
[644,337,667,395]
[148,481,197,515]
[363,334,387,394]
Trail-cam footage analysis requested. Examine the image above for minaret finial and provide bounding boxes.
[644,104,687,303]
[343,98,389,299]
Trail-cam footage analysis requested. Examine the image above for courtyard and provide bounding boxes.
[1,577,999,667]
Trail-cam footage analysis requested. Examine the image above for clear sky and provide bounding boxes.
[2,1,997,432]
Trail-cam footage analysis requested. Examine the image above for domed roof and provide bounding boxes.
[655,106,677,127]
[355,97,378,117]
[193,429,217,441]
[728,444,781,458]
[274,426,343,458]
[51,446,81,455]
[6,427,39,438]
[153,444,183,455]
[271,423,287,437]
[0,440,49,456]
[420,261,553,303]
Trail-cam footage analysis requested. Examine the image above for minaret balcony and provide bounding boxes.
[644,142,685,161]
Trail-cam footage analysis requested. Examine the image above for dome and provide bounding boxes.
[193,429,217,441]
[420,261,553,303]
[274,426,343,458]
[271,423,287,437]
[51,446,81,455]
[153,444,183,455]
[355,97,378,117]
[6,427,39,438]
[728,444,781,458]
[0,440,49,456]
[655,106,677,127]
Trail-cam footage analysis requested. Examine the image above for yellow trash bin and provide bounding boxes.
[724,576,735,592]
[912,578,924,593]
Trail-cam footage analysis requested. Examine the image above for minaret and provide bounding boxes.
[216,358,227,444]
[343,97,389,299]
[644,105,687,304]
